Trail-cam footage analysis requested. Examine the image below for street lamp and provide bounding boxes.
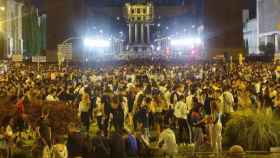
[0,6,5,11]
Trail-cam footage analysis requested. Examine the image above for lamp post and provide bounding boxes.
[59,37,81,69]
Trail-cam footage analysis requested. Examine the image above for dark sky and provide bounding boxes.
[33,0,256,13]
[43,0,256,50]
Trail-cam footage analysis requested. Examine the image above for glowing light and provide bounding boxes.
[194,37,202,44]
[83,38,110,48]
[191,49,195,54]
[0,6,5,11]
[156,46,161,51]
[170,37,202,47]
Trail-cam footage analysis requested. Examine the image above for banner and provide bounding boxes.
[12,54,23,62]
[32,56,47,63]
[57,43,73,61]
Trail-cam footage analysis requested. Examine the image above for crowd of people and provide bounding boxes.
[0,61,279,158]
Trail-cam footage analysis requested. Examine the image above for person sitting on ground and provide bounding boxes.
[157,124,178,158]
[91,130,110,158]
[52,136,68,158]
[110,130,127,158]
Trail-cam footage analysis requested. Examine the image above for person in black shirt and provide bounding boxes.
[33,108,52,158]
[110,131,126,158]
[37,108,52,147]
[91,131,110,158]
[67,124,90,158]
[110,95,124,132]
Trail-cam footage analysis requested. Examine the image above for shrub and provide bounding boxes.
[0,100,79,136]
[224,109,280,151]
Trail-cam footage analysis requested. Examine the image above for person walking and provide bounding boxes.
[174,95,189,144]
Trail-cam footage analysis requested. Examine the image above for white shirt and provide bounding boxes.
[223,91,234,113]
[79,100,90,113]
[46,95,59,102]
[158,128,178,155]
[52,144,68,158]
[174,101,189,120]
[164,91,171,106]
[50,73,56,80]
[133,91,144,112]
[186,95,194,111]
[95,97,103,116]
[254,82,261,94]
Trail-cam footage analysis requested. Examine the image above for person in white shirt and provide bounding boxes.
[174,95,190,144]
[157,125,178,157]
[222,88,234,113]
[211,100,223,154]
[46,89,59,102]
[78,88,91,131]
[52,138,68,158]
[185,93,194,112]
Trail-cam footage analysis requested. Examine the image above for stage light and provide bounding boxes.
[194,37,202,44]
[170,38,191,46]
[156,46,161,51]
[83,38,110,48]
[170,37,202,47]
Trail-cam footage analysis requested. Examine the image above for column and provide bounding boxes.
[141,23,144,43]
[276,34,279,53]
[147,24,150,43]
[129,23,132,44]
[17,3,23,54]
[135,23,138,43]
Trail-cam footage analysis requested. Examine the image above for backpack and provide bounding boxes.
[127,134,138,156]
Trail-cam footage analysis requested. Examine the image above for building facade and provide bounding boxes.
[243,18,257,55]
[124,2,154,54]
[257,0,280,55]
[0,0,24,59]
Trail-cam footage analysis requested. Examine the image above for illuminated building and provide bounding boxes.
[124,2,154,54]
[257,0,280,55]
[0,0,24,59]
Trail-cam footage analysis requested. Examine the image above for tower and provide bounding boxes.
[0,0,24,59]
[124,2,154,56]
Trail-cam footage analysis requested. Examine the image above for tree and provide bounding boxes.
[22,5,45,56]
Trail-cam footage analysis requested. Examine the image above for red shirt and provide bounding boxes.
[16,98,24,114]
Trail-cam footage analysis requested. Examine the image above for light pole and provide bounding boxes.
[60,36,88,66]
[61,37,82,45]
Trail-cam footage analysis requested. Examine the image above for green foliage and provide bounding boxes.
[22,6,46,56]
[224,109,280,151]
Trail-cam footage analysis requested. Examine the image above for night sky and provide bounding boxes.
[32,0,256,15]
[43,0,256,50]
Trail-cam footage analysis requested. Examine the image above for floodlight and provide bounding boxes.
[83,38,110,48]
[194,37,202,44]
[170,37,202,47]
[156,46,161,51]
